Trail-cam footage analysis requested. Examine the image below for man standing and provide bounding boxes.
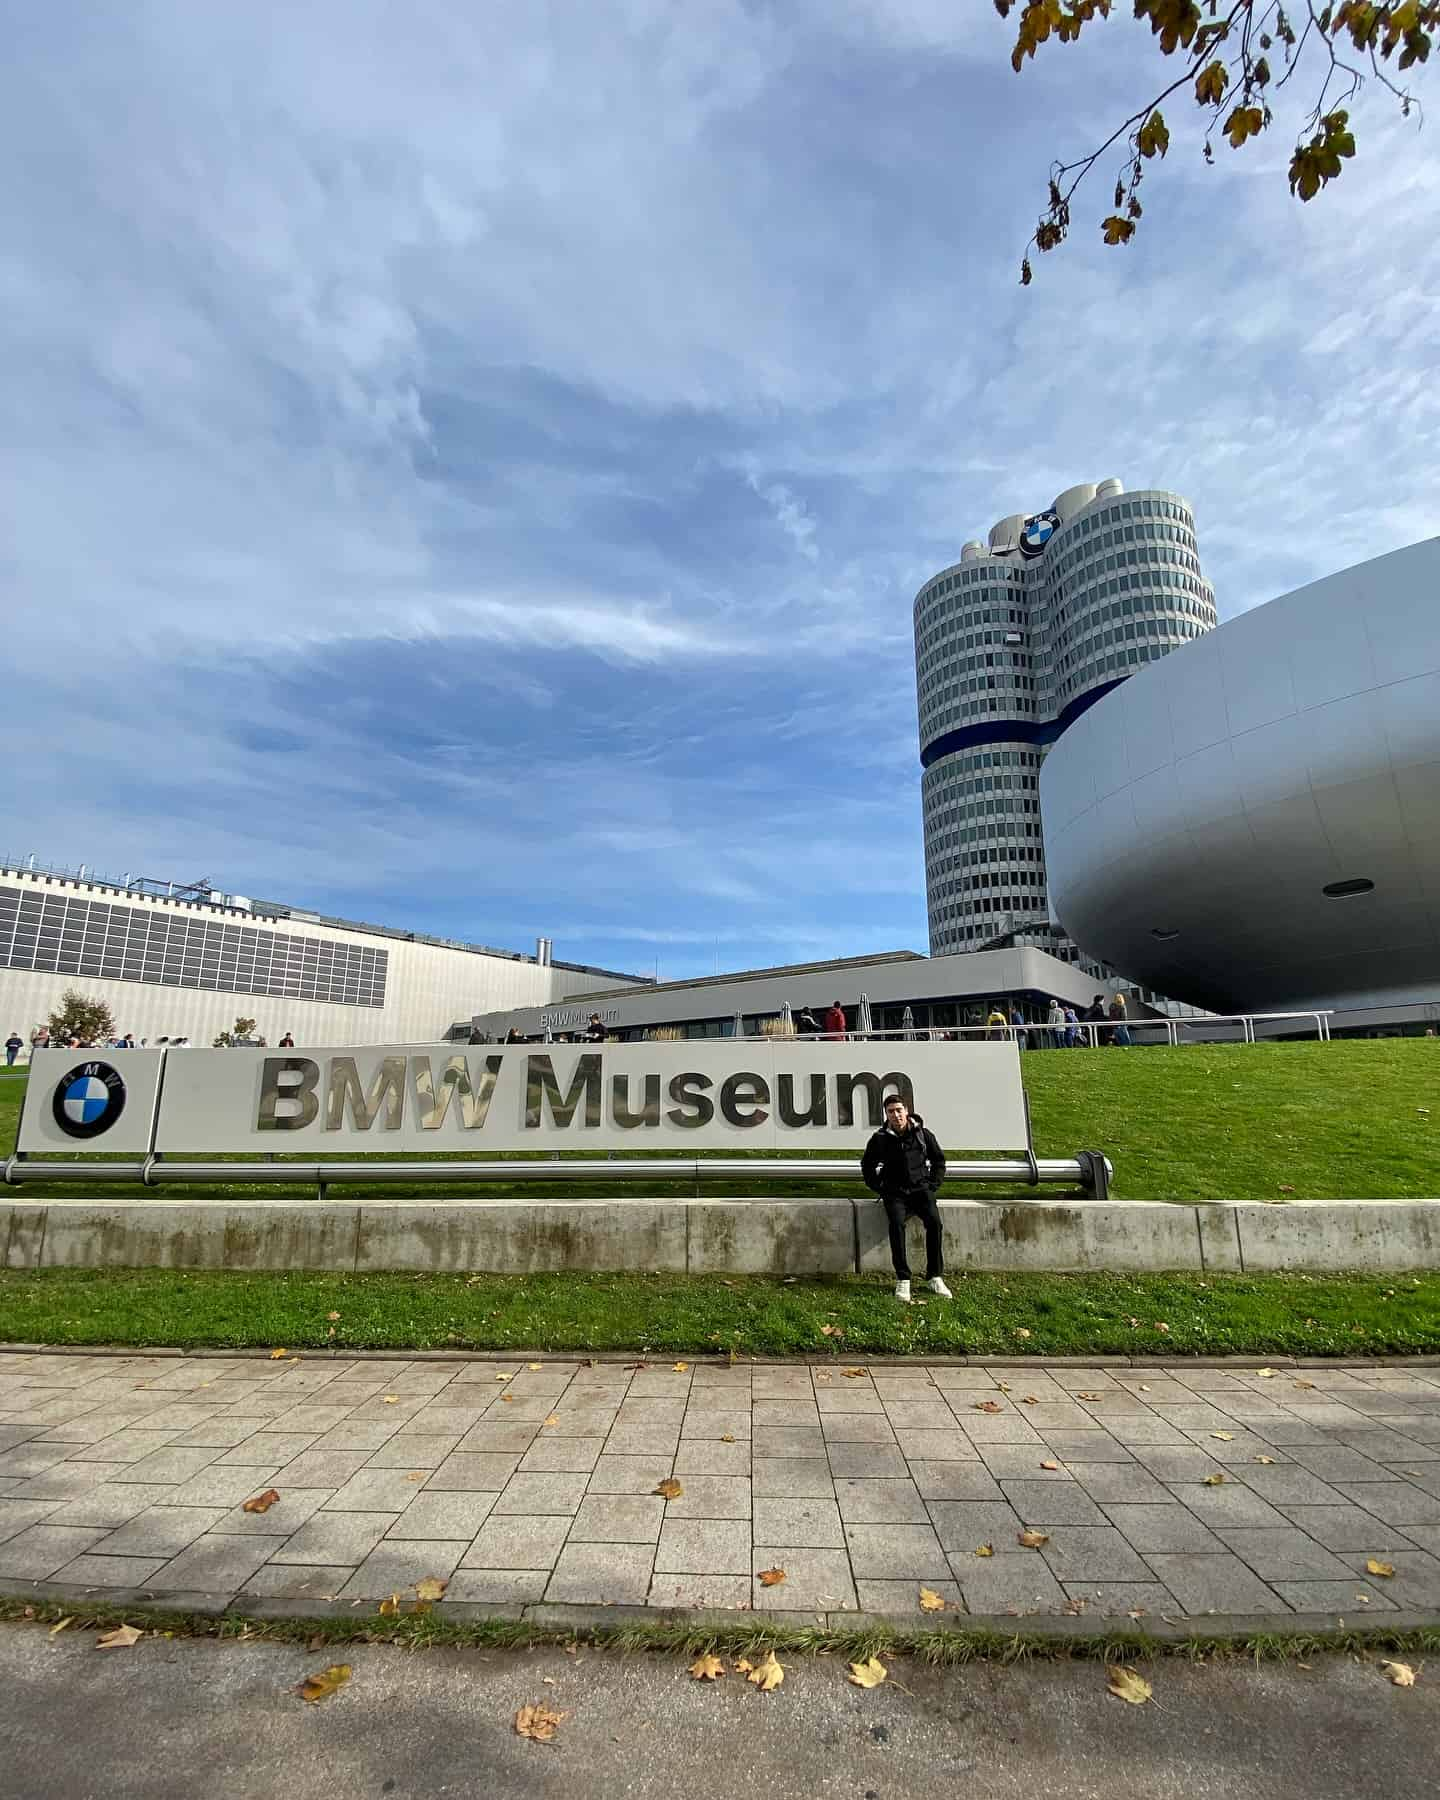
[582,1013,607,1043]
[4,1030,21,1067]
[861,1094,952,1304]
[822,1000,847,1040]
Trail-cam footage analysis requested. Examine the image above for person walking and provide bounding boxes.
[4,1031,21,1067]
[985,1005,1008,1041]
[861,1093,951,1304]
[822,1000,847,1041]
[1063,1005,1081,1049]
[1009,1003,1027,1049]
[1046,998,1065,1050]
[1084,994,1109,1047]
[1107,992,1133,1047]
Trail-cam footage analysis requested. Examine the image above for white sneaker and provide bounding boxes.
[928,1277,953,1299]
[894,1279,912,1304]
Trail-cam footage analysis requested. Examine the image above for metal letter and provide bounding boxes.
[525,1053,602,1129]
[324,1055,407,1132]
[411,1055,503,1131]
[612,1072,661,1129]
[719,1072,770,1128]
[835,1071,914,1128]
[777,1072,827,1129]
[256,1057,319,1132]
[666,1072,713,1128]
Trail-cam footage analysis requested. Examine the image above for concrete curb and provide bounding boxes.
[3,1579,1437,1646]
[6,1195,1440,1273]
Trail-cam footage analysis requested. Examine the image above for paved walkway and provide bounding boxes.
[2,1351,1440,1624]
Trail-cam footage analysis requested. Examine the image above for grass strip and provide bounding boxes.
[3,1267,1439,1355]
[4,1592,1438,1666]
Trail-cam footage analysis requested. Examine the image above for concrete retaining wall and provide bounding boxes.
[4,1195,1440,1274]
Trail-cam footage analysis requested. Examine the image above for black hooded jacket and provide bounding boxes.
[861,1115,946,1199]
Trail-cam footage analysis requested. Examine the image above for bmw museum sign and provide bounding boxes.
[17,1041,1027,1159]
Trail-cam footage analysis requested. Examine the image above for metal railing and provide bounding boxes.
[710,1013,1334,1048]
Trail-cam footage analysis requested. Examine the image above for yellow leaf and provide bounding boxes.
[1014,1328,1031,1339]
[918,1587,946,1613]
[1018,1531,1050,1548]
[1040,1460,1061,1472]
[720,1434,736,1443]
[1256,1368,1277,1379]
[821,1324,845,1338]
[1101,214,1136,246]
[1021,1395,1040,1406]
[1107,1665,1152,1706]
[1194,59,1228,105]
[758,1567,787,1587]
[495,1373,513,1382]
[298,1664,351,1703]
[1381,1661,1417,1686]
[326,1311,341,1322]
[746,1652,784,1692]
[975,1544,994,1558]
[501,1393,515,1403]
[378,1593,402,1616]
[406,1471,427,1482]
[1203,1473,1227,1486]
[528,1362,543,1371]
[1255,1456,1276,1465]
[383,1395,400,1404]
[49,1617,73,1637]
[414,1576,448,1602]
[847,1656,888,1689]
[688,1653,726,1681]
[1366,1559,1396,1578]
[654,1479,684,1500]
[269,1348,289,1360]
[1211,1432,1235,1442]
[544,1415,561,1428]
[242,1488,281,1514]
[842,1368,868,1379]
[673,1362,689,1372]
[95,1624,143,1650]
[735,1658,754,1672]
[1137,108,1170,159]
[515,1703,568,1741]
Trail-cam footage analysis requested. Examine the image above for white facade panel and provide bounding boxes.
[1041,537,1440,1014]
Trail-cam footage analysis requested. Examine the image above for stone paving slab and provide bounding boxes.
[3,1350,1440,1630]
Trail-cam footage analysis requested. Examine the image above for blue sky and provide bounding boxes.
[4,0,1438,981]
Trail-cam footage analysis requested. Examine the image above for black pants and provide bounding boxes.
[882,1189,943,1281]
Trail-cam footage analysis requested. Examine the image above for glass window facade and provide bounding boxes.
[0,887,387,1008]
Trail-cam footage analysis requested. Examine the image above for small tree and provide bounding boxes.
[213,1016,258,1048]
[47,988,116,1046]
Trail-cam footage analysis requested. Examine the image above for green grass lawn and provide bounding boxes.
[3,1040,1437,1201]
[2,1265,1438,1356]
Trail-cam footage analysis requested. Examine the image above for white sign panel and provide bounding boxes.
[149,1041,1026,1155]
[17,1050,168,1156]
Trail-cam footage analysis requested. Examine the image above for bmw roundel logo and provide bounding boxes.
[52,1061,127,1140]
[1019,510,1059,558]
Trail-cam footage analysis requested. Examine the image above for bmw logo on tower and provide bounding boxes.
[1018,510,1059,558]
[52,1061,128,1139]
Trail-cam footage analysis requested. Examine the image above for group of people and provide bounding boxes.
[3,1027,300,1065]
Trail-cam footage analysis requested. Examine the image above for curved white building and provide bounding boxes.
[1040,538,1440,1018]
[915,479,1216,954]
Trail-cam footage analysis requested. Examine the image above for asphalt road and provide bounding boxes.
[1,1624,1435,1800]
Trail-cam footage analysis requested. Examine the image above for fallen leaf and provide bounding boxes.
[382,1395,400,1405]
[95,1624,143,1650]
[49,1617,73,1636]
[996,1381,1012,1393]
[268,1348,289,1360]
[242,1488,281,1514]
[1256,1368,1278,1379]
[1107,1666,1152,1706]
[1294,1380,1317,1390]
[1211,1432,1235,1442]
[975,1544,994,1558]
[495,1373,513,1382]
[501,1393,515,1403]
[1076,1391,1104,1403]
[1040,1460,1061,1472]
[406,1471,427,1482]
[654,1479,684,1500]
[688,1654,725,1681]
[820,1324,845,1339]
[515,1704,568,1741]
[1021,1395,1040,1406]
[1255,1456,1277,1465]
[378,1594,401,1616]
[842,1368,868,1379]
[735,1658,753,1672]
[1014,1328,1032,1339]
[720,1433,736,1443]
[918,1587,946,1613]
[672,1362,689,1372]
[1203,1473,1228,1486]
[758,1567,787,1587]
[298,1664,351,1704]
[1381,1661,1416,1687]
[974,1400,1004,1414]
[326,1311,341,1322]
[528,1362,543,1371]
[847,1656,888,1688]
[544,1415,561,1428]
[412,1576,448,1603]
[745,1652,784,1692]
[1018,1531,1050,1548]
[1154,1322,1170,1334]
[1366,1560,1396,1578]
